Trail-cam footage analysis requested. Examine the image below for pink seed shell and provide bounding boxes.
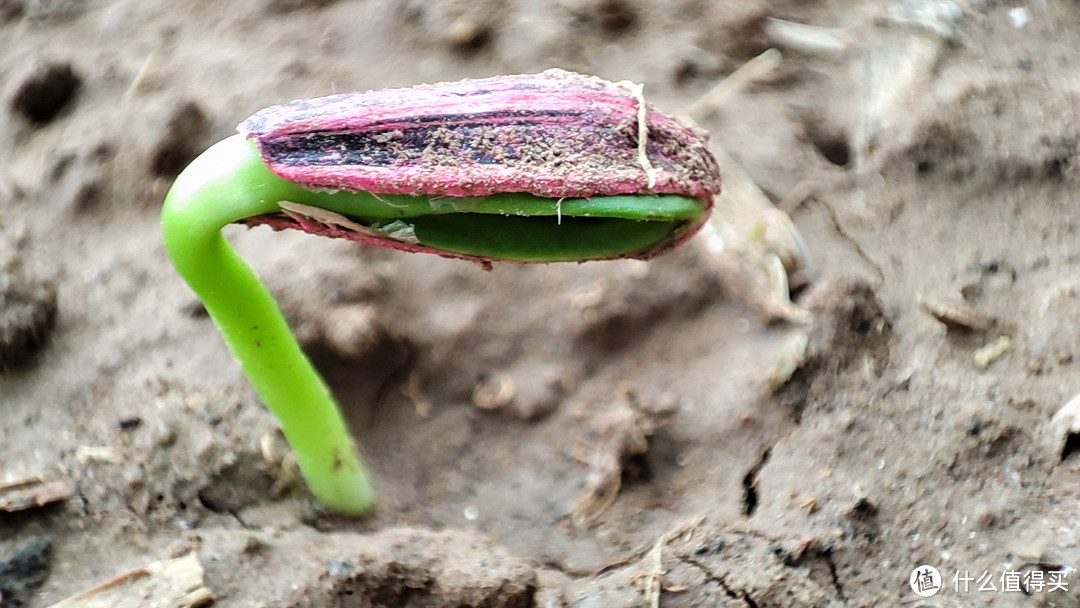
[238,69,721,262]
[239,69,721,201]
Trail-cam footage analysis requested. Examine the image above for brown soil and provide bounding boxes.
[3,1,1080,607]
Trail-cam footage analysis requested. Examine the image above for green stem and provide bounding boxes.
[162,134,707,515]
[162,135,375,514]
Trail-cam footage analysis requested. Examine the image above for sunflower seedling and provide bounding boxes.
[161,69,720,515]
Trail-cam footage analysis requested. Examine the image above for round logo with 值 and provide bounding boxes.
[910,565,942,597]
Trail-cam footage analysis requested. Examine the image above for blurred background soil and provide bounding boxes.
[3,0,1080,606]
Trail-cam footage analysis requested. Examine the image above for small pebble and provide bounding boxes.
[319,304,382,359]
[473,373,516,410]
[973,335,1011,369]
[446,17,490,52]
[472,360,569,420]
[848,496,878,518]
[327,558,352,577]
[694,537,725,555]
[8,60,81,124]
[1008,7,1029,29]
[1048,394,1080,462]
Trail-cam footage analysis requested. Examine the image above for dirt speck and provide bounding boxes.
[7,60,80,124]
[0,0,84,21]
[590,0,638,34]
[473,358,572,420]
[0,536,52,608]
[293,528,537,608]
[0,269,57,369]
[149,101,211,178]
[266,0,340,14]
[446,16,492,53]
[800,279,891,375]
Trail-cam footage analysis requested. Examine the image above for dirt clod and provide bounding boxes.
[1047,394,1080,463]
[7,60,80,124]
[799,279,891,375]
[0,0,20,19]
[316,304,384,360]
[666,527,843,607]
[197,460,277,514]
[591,0,637,33]
[0,270,58,369]
[149,101,211,178]
[473,358,571,419]
[571,388,673,525]
[300,528,538,608]
[0,536,52,608]
[699,0,771,61]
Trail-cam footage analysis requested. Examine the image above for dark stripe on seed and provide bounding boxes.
[322,108,589,130]
[261,120,634,168]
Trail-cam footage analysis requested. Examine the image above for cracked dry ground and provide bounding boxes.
[4,0,1080,607]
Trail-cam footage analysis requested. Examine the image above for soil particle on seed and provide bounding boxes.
[0,269,58,369]
[149,100,211,178]
[7,59,81,125]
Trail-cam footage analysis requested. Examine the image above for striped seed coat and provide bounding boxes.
[240,69,720,201]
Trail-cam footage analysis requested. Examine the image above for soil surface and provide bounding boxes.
[3,1,1080,607]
